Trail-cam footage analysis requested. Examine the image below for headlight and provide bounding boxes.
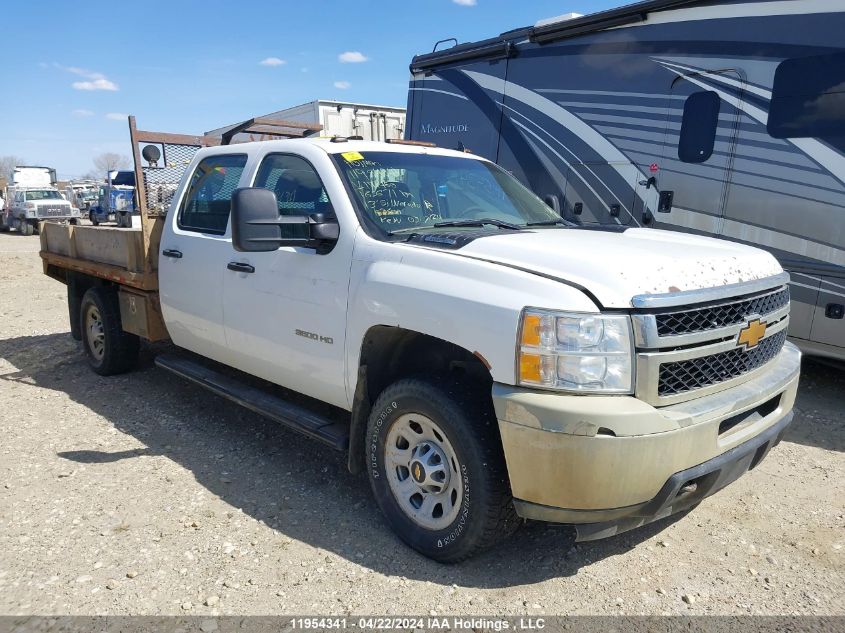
[518,309,634,393]
[25,202,36,209]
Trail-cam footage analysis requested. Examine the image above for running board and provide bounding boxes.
[155,354,349,450]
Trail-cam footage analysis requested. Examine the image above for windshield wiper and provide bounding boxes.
[432,218,523,230]
[525,218,571,226]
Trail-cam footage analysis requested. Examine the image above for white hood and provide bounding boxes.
[453,227,783,308]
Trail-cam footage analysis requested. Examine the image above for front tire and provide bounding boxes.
[366,377,519,563]
[90,210,99,226]
[19,220,33,236]
[80,287,139,375]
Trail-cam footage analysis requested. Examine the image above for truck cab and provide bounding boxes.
[88,171,137,227]
[44,136,800,562]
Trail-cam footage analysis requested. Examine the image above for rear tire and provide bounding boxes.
[366,377,519,563]
[79,287,139,375]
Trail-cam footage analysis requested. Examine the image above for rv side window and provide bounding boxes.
[178,154,247,236]
[678,91,720,164]
[768,52,845,150]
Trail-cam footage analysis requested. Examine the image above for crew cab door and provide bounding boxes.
[159,152,249,361]
[222,151,351,409]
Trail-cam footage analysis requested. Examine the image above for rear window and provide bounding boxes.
[768,52,845,151]
[178,154,247,235]
[678,91,720,163]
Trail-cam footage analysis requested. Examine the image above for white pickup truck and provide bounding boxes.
[41,136,800,562]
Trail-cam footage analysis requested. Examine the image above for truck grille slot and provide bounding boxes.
[655,287,790,336]
[658,330,787,397]
[38,206,69,217]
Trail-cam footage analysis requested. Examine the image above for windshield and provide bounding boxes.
[333,151,564,235]
[25,190,62,201]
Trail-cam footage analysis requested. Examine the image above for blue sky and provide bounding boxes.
[3,0,618,178]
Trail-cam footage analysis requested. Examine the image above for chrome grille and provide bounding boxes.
[37,205,70,217]
[658,330,787,397]
[655,287,790,336]
[632,274,792,406]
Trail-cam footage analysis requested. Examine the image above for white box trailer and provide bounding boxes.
[12,166,57,188]
[205,100,406,144]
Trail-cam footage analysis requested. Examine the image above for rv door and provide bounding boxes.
[642,69,743,234]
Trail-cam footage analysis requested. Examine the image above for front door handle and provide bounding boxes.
[227,261,255,274]
[162,248,182,259]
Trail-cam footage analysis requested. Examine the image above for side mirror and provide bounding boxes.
[543,194,560,214]
[231,187,339,252]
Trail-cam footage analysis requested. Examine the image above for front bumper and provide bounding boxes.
[493,342,801,540]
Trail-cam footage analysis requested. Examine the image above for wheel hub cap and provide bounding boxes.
[384,414,463,531]
[85,307,105,360]
[409,441,450,493]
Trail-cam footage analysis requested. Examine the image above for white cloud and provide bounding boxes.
[72,109,94,117]
[333,81,351,90]
[259,57,286,66]
[73,78,119,91]
[105,112,128,121]
[453,0,477,5]
[338,51,368,63]
[55,64,120,91]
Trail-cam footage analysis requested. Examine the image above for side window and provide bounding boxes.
[768,52,845,152]
[678,90,720,163]
[253,154,333,239]
[178,154,247,235]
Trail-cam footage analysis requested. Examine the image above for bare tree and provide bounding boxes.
[0,155,26,181]
[92,153,131,173]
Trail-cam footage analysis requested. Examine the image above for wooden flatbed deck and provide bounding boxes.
[40,223,158,291]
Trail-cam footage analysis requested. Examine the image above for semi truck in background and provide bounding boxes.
[405,0,845,361]
[88,170,137,227]
[205,100,406,144]
[0,166,78,235]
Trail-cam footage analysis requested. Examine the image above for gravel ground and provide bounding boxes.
[0,231,842,616]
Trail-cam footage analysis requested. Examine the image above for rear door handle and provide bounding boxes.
[162,248,182,259]
[227,261,255,274]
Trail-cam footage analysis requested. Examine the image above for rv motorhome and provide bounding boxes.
[406,0,845,361]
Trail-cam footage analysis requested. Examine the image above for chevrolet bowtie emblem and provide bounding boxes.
[737,319,767,349]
